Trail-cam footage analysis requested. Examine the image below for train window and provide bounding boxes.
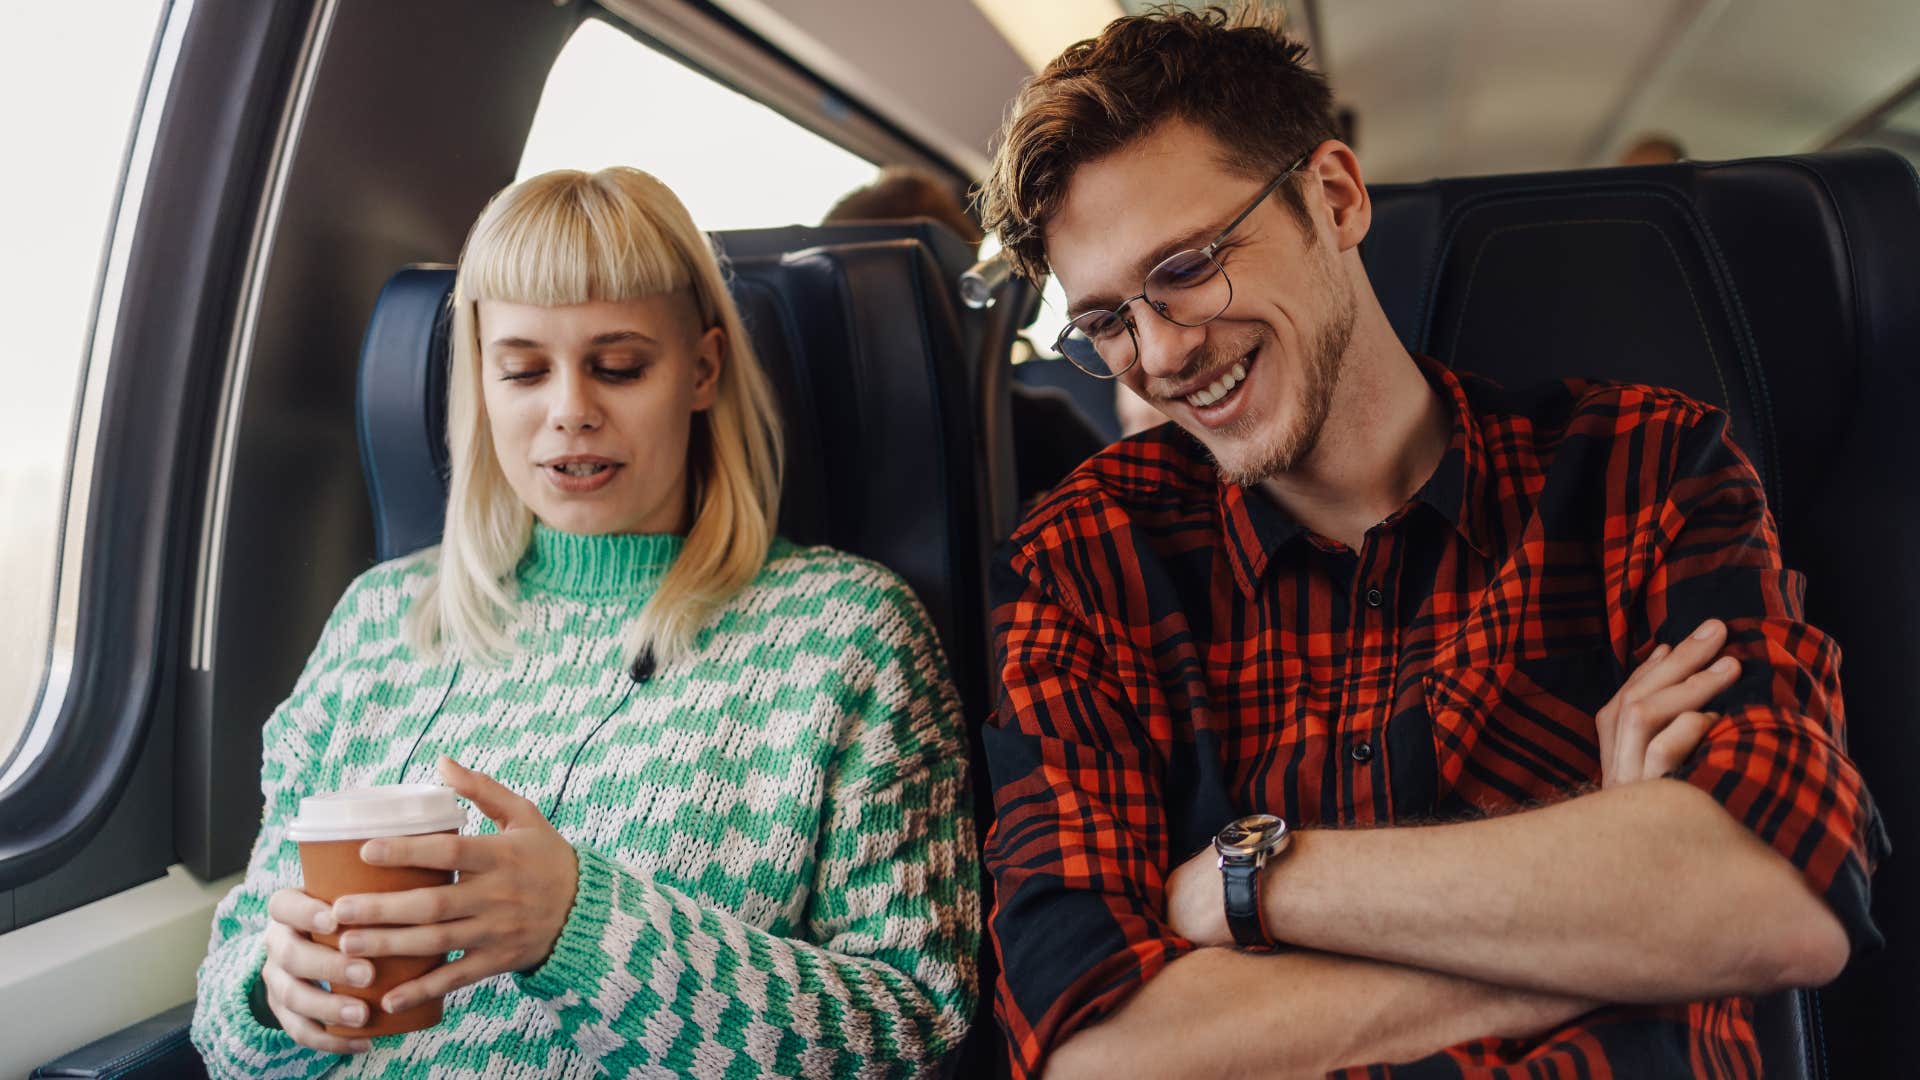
[518,18,878,230]
[0,0,170,777]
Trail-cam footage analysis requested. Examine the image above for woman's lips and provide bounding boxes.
[542,461,621,493]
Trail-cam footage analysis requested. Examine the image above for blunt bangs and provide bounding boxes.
[459,169,695,312]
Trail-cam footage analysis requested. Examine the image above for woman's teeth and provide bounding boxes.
[1188,360,1250,409]
[554,463,611,477]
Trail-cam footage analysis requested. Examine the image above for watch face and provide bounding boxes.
[1215,813,1287,858]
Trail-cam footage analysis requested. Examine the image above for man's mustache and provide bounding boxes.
[1144,329,1269,401]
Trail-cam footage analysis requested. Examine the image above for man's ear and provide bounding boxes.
[690,325,725,411]
[1310,141,1371,254]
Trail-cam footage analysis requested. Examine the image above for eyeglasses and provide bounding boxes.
[1053,154,1311,379]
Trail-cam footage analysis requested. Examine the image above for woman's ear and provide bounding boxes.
[690,324,725,411]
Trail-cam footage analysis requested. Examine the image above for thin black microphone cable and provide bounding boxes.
[546,647,654,820]
[398,660,462,782]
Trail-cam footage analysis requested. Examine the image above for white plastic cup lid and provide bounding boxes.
[286,784,468,843]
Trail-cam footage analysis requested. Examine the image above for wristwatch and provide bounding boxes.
[1213,813,1290,948]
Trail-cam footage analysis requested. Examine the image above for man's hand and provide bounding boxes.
[329,757,580,1017]
[1597,619,1740,787]
[1166,621,1739,947]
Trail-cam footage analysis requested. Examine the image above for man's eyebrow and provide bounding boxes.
[1065,219,1231,316]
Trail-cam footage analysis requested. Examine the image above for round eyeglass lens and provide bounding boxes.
[1146,248,1231,326]
[1059,310,1135,377]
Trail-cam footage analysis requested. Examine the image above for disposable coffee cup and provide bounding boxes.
[288,784,467,1038]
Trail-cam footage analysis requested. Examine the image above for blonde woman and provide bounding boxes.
[191,167,978,1078]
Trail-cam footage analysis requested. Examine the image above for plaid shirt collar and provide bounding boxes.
[1219,356,1494,596]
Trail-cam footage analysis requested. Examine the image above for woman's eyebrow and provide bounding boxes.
[487,330,659,349]
[588,330,657,346]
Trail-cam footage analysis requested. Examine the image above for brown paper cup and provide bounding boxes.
[298,832,455,1038]
[287,783,468,1039]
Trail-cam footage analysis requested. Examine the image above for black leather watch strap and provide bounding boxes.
[1221,856,1267,947]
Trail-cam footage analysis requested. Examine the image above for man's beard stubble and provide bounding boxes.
[1211,267,1358,487]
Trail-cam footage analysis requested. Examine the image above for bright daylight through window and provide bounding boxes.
[518,19,878,231]
[0,1,170,774]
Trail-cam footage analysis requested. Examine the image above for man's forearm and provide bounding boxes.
[1255,780,1848,1001]
[1044,947,1594,1080]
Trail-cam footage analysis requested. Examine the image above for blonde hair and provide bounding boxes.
[408,167,783,668]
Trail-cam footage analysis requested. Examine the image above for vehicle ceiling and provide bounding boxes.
[709,0,1920,183]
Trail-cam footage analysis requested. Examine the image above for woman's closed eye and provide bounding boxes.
[494,358,651,383]
[590,357,648,382]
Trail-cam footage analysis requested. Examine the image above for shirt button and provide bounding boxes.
[1365,587,1384,608]
[1351,741,1375,763]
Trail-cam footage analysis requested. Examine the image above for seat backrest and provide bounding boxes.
[718,220,1028,540]
[1363,148,1920,1080]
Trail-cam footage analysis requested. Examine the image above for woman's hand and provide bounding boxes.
[261,889,376,1054]
[330,757,581,1017]
[1597,619,1741,787]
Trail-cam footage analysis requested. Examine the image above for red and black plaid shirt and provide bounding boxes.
[983,357,1886,1078]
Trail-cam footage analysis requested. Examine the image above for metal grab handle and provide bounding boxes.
[959,251,1013,309]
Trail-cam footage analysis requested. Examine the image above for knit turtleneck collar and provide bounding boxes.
[516,523,683,600]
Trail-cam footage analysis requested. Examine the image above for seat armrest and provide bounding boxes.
[1753,988,1825,1080]
[31,1002,205,1079]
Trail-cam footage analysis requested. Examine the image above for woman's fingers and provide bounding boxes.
[268,887,338,935]
[381,952,500,1015]
[340,917,478,960]
[272,962,372,1028]
[271,925,375,990]
[277,1005,373,1055]
[333,883,476,929]
[1645,711,1721,777]
[262,961,373,1053]
[361,832,496,873]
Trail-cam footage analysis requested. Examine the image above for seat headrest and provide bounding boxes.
[1364,149,1920,560]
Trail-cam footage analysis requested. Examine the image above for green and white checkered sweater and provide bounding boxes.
[191,526,979,1078]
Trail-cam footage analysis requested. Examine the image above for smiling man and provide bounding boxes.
[973,7,1886,1079]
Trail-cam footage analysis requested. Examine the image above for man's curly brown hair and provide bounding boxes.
[975,4,1337,283]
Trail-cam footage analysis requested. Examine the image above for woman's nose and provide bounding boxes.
[548,369,601,431]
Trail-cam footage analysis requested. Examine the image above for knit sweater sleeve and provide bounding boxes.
[516,563,981,1078]
[189,563,407,1078]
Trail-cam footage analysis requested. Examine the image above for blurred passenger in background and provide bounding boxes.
[1619,133,1687,165]
[824,167,1107,509]
[825,165,985,244]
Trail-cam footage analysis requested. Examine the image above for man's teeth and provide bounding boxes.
[554,463,610,477]
[1188,360,1250,409]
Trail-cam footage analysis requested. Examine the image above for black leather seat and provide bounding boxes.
[1362,147,1919,1079]
[718,220,1032,542]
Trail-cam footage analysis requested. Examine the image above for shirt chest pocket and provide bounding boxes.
[1421,646,1617,813]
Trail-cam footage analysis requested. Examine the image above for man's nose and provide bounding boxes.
[1130,307,1208,382]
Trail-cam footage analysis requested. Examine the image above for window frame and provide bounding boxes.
[0,0,313,907]
[593,1,975,202]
